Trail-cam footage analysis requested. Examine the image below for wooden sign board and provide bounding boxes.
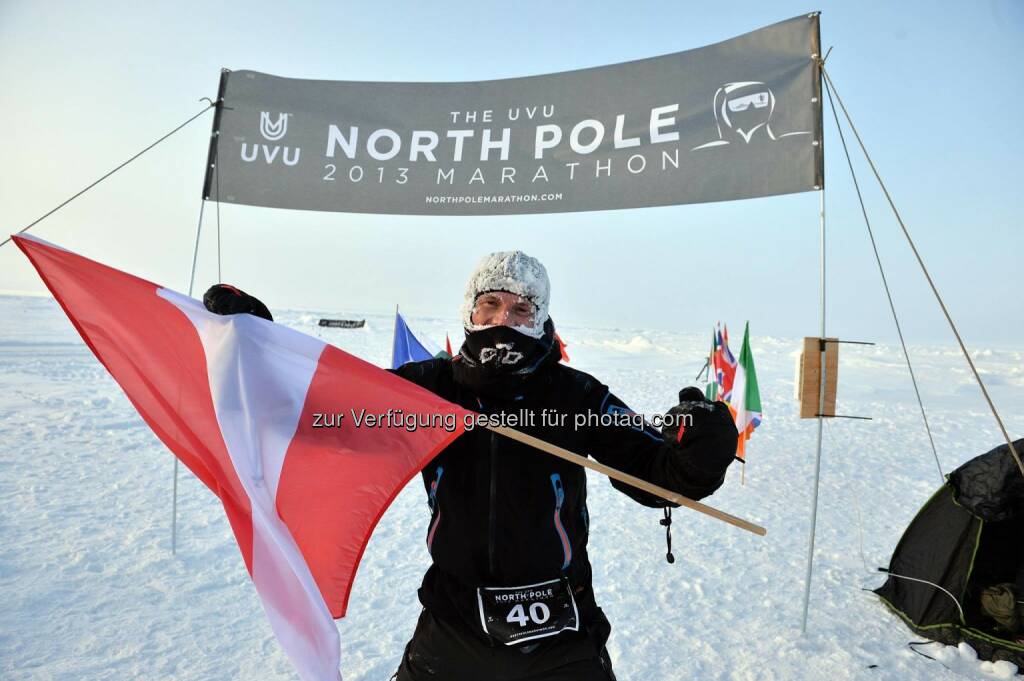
[797,337,838,418]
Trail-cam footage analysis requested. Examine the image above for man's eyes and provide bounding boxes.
[478,298,531,315]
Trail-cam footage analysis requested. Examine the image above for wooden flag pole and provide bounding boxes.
[487,425,766,536]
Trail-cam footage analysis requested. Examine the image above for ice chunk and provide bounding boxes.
[991,660,1019,679]
[957,641,978,661]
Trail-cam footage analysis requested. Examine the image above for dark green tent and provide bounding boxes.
[876,438,1024,668]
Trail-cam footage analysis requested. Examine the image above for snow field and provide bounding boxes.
[1,294,1021,680]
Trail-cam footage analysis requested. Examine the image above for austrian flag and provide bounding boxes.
[14,234,472,681]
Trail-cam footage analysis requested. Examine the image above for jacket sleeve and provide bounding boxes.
[388,358,445,386]
[583,387,737,507]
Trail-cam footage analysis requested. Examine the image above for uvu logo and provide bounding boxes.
[260,111,288,141]
[240,112,300,166]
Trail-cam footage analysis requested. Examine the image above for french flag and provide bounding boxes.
[14,234,472,681]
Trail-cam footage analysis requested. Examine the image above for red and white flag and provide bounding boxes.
[14,234,472,681]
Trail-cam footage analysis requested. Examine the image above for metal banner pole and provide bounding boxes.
[173,80,227,555]
[801,187,827,632]
[172,197,206,555]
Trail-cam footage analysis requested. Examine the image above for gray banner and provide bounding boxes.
[207,14,822,215]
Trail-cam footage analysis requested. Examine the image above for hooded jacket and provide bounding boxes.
[391,342,736,640]
[198,282,737,645]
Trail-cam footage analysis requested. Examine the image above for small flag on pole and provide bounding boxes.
[704,328,718,400]
[700,329,716,399]
[554,332,570,363]
[731,321,762,461]
[713,323,738,402]
[705,323,736,401]
[391,308,449,369]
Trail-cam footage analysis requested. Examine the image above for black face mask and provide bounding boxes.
[452,319,558,398]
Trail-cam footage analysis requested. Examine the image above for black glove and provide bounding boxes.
[202,284,273,322]
[661,387,738,460]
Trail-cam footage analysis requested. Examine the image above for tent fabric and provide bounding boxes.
[875,439,1024,670]
[874,486,981,627]
[950,440,1024,522]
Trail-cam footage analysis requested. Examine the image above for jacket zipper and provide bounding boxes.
[488,432,498,577]
[426,467,444,555]
[550,473,572,570]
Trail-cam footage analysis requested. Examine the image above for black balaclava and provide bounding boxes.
[453,318,558,397]
[452,251,557,397]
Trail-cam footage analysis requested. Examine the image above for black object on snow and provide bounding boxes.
[875,438,1024,671]
[318,318,365,328]
[203,284,273,322]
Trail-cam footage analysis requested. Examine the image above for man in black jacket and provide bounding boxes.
[204,250,738,681]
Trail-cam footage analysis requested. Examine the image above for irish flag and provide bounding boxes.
[14,234,472,681]
[731,322,762,460]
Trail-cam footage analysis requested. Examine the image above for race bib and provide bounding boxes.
[476,577,579,646]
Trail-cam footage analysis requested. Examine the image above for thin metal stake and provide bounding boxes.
[171,458,180,555]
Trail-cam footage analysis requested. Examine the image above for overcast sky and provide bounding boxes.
[1,0,1021,345]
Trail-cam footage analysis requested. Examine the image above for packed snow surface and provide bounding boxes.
[1,294,1021,680]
